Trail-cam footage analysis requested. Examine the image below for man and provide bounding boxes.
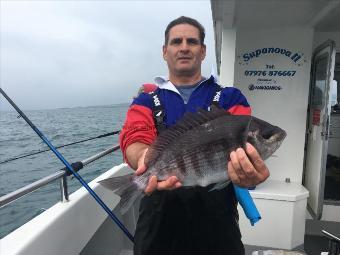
[120,16,269,255]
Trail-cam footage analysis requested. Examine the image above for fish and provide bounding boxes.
[99,106,287,214]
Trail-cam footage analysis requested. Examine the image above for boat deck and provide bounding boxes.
[80,211,337,255]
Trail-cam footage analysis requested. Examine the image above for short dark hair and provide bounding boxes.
[164,16,205,45]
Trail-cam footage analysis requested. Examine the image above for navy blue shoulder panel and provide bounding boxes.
[131,91,154,110]
[219,87,250,110]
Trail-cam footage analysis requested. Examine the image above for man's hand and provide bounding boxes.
[133,147,182,195]
[228,143,269,188]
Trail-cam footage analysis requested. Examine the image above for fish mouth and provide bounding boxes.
[268,133,281,142]
[275,129,287,141]
[248,128,287,145]
[263,127,287,141]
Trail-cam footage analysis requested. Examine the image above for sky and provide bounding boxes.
[0,0,216,110]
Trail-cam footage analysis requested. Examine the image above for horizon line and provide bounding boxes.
[0,102,130,112]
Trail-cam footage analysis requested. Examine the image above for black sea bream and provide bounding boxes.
[99,107,286,213]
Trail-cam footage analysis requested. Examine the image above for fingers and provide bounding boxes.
[236,147,256,179]
[144,175,158,195]
[228,143,269,187]
[136,147,182,195]
[229,148,254,187]
[245,143,269,178]
[227,160,240,185]
[144,176,182,195]
[229,150,246,180]
[228,156,249,188]
[157,176,182,191]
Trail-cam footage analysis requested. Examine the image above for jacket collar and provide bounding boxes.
[154,75,215,94]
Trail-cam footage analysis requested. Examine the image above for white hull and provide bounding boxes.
[0,164,137,255]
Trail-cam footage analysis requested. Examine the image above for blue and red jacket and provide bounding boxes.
[119,75,251,165]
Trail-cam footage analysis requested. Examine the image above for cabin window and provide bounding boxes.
[325,53,340,203]
[334,53,340,105]
[312,57,328,108]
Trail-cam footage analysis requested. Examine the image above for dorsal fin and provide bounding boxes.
[145,106,230,166]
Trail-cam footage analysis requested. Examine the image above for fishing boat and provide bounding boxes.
[1,0,340,254]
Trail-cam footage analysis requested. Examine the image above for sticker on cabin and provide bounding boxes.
[312,109,321,126]
[247,76,281,90]
[238,47,306,66]
[237,46,308,93]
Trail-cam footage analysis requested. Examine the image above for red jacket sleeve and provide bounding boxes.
[222,87,252,116]
[227,105,252,115]
[119,104,157,165]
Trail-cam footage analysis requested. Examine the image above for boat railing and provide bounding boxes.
[0,144,120,208]
[322,230,340,255]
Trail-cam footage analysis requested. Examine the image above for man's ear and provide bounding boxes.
[162,45,167,61]
[201,44,206,60]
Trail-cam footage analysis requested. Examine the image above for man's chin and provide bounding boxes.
[175,69,196,76]
[175,66,196,75]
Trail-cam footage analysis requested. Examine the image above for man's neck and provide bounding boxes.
[169,72,203,86]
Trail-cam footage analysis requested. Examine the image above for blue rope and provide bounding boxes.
[0,88,134,243]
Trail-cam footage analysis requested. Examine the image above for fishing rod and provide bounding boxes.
[0,88,134,243]
[0,130,120,164]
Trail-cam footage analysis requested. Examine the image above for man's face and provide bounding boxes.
[163,24,206,78]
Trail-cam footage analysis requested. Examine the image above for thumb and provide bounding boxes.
[135,148,148,176]
[135,164,147,176]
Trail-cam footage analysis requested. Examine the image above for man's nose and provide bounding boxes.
[179,40,190,51]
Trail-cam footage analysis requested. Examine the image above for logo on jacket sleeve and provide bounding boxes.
[152,94,161,106]
[213,91,221,102]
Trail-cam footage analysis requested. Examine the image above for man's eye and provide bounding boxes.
[170,38,182,45]
[187,38,199,45]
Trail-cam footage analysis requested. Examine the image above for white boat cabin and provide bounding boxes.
[211,0,340,251]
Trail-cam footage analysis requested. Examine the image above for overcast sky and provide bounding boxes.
[0,0,216,110]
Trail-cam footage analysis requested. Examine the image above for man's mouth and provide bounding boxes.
[177,57,192,61]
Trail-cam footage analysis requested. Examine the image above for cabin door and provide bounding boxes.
[303,40,336,219]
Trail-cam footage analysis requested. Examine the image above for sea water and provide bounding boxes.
[0,104,129,238]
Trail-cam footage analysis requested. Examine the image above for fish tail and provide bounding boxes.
[98,174,142,214]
